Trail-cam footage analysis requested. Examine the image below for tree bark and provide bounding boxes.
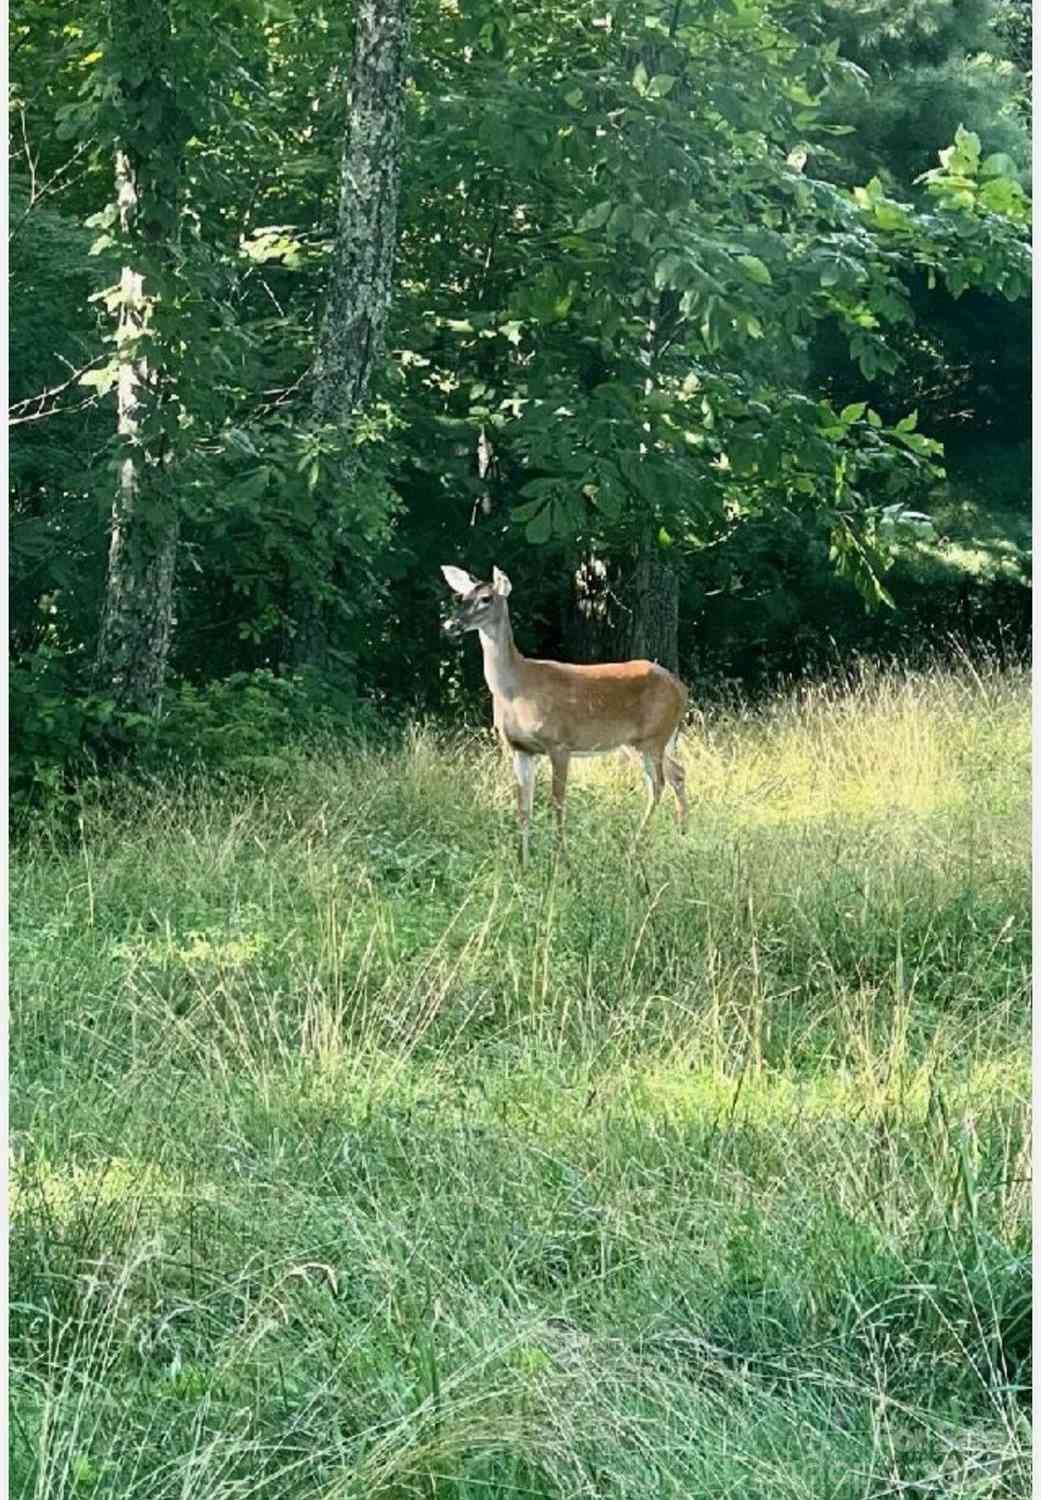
[293,0,411,669]
[94,7,181,715]
[570,544,678,671]
[571,555,614,663]
[619,536,679,672]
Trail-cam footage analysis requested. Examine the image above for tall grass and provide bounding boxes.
[9,660,1030,1498]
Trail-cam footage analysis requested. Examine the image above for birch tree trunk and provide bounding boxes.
[94,5,180,715]
[293,0,411,668]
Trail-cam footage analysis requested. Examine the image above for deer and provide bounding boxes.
[441,565,688,865]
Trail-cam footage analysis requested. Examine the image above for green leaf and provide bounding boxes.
[653,252,684,290]
[736,254,772,286]
[937,126,982,181]
[872,202,910,232]
[564,88,583,108]
[979,177,1028,219]
[646,74,676,99]
[525,505,553,544]
[78,364,118,395]
[225,428,259,457]
[980,152,1017,180]
[840,402,866,424]
[576,201,612,232]
[953,125,982,167]
[633,61,649,95]
[227,468,272,504]
[854,177,885,207]
[84,204,119,231]
[594,480,623,521]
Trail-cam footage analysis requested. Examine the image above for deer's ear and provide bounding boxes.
[492,567,512,597]
[441,565,480,596]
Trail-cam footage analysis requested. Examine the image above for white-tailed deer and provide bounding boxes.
[441,565,688,865]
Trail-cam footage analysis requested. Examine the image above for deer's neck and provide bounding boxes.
[477,612,524,700]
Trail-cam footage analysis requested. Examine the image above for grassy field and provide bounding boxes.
[9,660,1031,1499]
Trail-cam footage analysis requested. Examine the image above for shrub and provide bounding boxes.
[10,654,373,829]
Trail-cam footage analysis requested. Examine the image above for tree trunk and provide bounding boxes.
[94,8,181,715]
[620,536,679,672]
[571,555,614,663]
[292,0,411,669]
[569,543,679,672]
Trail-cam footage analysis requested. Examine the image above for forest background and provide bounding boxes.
[9,0,1032,811]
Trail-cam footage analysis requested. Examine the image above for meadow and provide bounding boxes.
[9,659,1031,1499]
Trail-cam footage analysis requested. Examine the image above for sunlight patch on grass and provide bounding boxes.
[10,1155,194,1224]
[113,929,271,969]
[629,1055,1029,1127]
[685,714,959,827]
[560,692,980,827]
[215,1041,1030,1150]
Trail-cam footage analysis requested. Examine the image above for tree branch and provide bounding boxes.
[9,357,106,425]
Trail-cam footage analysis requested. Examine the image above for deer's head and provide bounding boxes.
[441,566,512,637]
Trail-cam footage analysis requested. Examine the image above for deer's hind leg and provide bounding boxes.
[664,734,687,832]
[636,748,665,840]
[548,750,571,864]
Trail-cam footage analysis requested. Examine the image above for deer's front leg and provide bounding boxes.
[549,750,570,864]
[512,750,536,867]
